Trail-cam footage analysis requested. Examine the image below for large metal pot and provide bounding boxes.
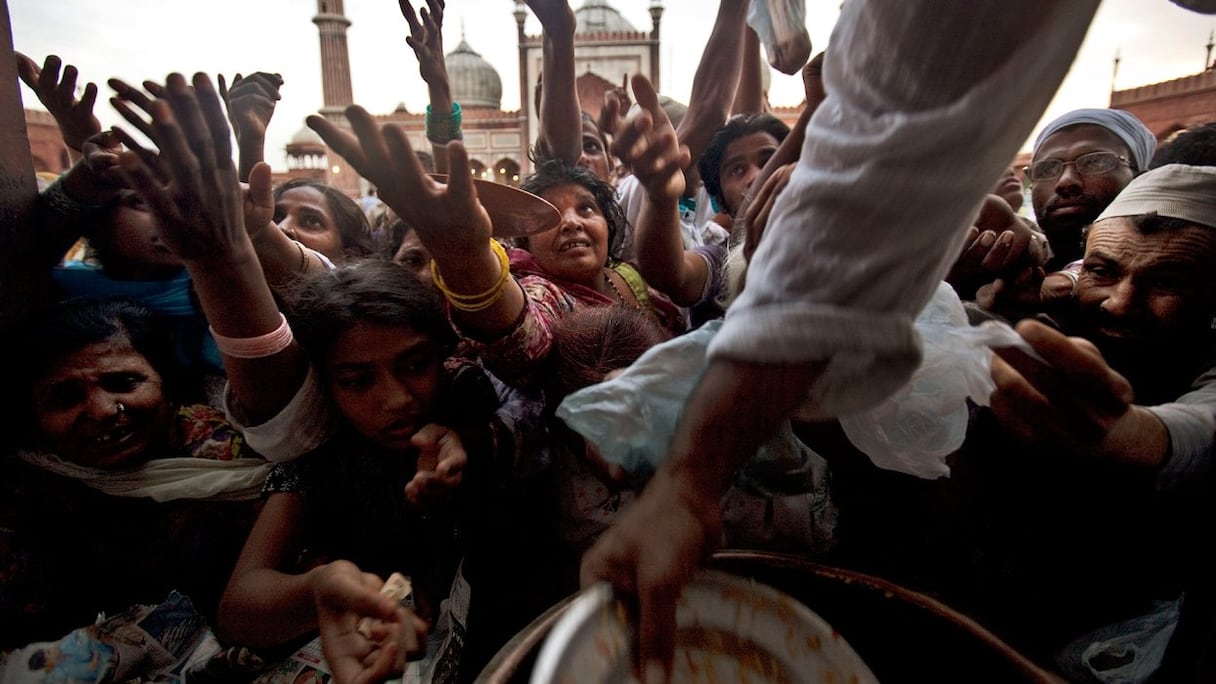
[475,550,1064,683]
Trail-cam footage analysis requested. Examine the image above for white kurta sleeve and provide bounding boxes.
[708,0,1100,418]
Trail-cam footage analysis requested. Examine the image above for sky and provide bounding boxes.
[10,0,1216,171]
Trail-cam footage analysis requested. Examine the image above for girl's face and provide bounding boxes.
[322,322,444,451]
[275,186,343,260]
[32,335,173,469]
[526,183,611,287]
[101,191,184,280]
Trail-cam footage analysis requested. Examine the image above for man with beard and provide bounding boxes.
[1029,108,1157,271]
[958,164,1216,678]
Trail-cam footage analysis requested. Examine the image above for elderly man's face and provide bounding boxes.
[1031,125,1136,255]
[1075,217,1216,362]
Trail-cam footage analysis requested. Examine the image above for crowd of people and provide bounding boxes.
[2,0,1216,682]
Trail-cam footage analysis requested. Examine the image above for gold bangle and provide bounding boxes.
[431,239,511,312]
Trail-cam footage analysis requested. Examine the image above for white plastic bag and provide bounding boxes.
[746,0,813,75]
[556,320,837,553]
[838,282,1034,479]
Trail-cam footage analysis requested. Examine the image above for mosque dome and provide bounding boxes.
[290,125,324,146]
[446,39,502,109]
[574,0,638,34]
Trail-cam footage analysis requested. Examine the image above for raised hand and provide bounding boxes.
[400,0,448,88]
[598,74,631,139]
[114,73,248,265]
[307,106,492,259]
[405,423,467,509]
[218,72,282,141]
[16,52,101,152]
[613,74,690,201]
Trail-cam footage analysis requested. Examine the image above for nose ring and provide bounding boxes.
[115,402,126,414]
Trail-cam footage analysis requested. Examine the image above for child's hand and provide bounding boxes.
[405,424,467,509]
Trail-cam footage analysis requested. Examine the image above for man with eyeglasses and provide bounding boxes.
[1028,108,1157,271]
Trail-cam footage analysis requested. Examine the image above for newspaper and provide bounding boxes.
[0,592,210,684]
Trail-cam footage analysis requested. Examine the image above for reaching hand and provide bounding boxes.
[405,424,467,509]
[17,52,101,152]
[740,162,796,264]
[580,470,721,683]
[598,74,631,139]
[612,74,689,201]
[307,106,492,259]
[218,72,283,142]
[801,52,827,109]
[400,0,448,88]
[989,320,1135,452]
[113,73,249,265]
[314,561,429,684]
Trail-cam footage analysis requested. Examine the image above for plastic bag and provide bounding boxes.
[838,282,1035,479]
[746,0,813,75]
[1055,596,1182,684]
[556,320,836,553]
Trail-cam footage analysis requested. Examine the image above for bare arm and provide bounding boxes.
[401,0,455,174]
[676,0,750,177]
[580,359,825,678]
[113,73,307,424]
[730,28,765,115]
[527,0,581,164]
[217,493,326,646]
[616,75,706,306]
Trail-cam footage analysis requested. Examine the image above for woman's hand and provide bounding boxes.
[406,424,467,509]
[314,561,429,684]
[307,106,492,260]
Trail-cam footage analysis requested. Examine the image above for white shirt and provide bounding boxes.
[708,0,1101,419]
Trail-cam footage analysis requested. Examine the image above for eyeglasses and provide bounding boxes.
[1023,151,1131,183]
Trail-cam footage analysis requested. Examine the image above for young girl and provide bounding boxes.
[113,72,499,682]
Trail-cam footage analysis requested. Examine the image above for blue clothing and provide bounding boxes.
[52,262,223,374]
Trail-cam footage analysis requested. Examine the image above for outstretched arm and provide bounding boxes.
[676,0,750,181]
[614,75,706,306]
[308,107,526,338]
[113,72,307,424]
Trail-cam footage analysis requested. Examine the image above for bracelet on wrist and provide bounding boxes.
[210,313,295,359]
[431,239,511,312]
[426,102,463,145]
